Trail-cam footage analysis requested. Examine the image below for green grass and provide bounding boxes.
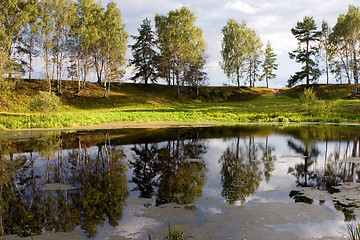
[0,79,359,130]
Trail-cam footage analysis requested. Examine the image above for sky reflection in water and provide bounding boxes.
[1,125,360,239]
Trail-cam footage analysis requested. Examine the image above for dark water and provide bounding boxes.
[1,124,360,239]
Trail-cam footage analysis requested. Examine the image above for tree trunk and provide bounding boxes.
[107,81,111,97]
[176,75,180,99]
[236,67,240,88]
[306,40,310,87]
[104,80,107,98]
[249,62,252,87]
[266,75,269,88]
[353,49,359,94]
[144,71,148,85]
[325,53,329,84]
[29,49,32,80]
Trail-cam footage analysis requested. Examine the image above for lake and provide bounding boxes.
[1,124,360,239]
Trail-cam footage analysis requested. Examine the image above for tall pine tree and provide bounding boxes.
[288,16,321,87]
[260,41,278,88]
[130,18,157,85]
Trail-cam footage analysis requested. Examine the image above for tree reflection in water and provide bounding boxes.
[130,143,159,199]
[219,136,276,204]
[130,130,208,206]
[1,125,360,238]
[0,133,129,238]
[286,126,360,221]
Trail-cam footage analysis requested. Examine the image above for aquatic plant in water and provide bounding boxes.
[164,224,186,240]
[348,223,360,240]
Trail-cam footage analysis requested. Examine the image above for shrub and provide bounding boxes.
[164,224,186,240]
[29,91,61,113]
[0,78,16,107]
[299,88,332,116]
[276,115,289,122]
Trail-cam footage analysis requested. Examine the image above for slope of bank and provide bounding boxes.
[0,79,359,130]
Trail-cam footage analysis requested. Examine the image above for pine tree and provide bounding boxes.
[288,16,321,87]
[260,41,278,88]
[130,18,157,85]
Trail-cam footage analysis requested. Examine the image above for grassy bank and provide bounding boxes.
[0,79,359,130]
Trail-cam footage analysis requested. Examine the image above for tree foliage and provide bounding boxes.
[220,19,262,88]
[260,41,278,88]
[320,20,331,84]
[16,0,40,80]
[130,18,157,85]
[0,0,128,96]
[29,91,61,113]
[0,0,31,77]
[155,7,207,98]
[330,5,360,95]
[97,2,128,98]
[299,88,331,115]
[288,16,321,87]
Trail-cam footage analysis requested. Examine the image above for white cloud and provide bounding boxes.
[224,0,259,14]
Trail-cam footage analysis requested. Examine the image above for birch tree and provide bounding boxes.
[39,0,56,92]
[220,19,262,88]
[98,1,128,98]
[51,0,74,94]
[16,0,40,80]
[0,0,30,77]
[320,20,331,84]
[330,5,360,95]
[155,7,207,98]
[69,0,101,92]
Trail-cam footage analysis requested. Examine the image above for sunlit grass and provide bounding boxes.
[1,97,358,130]
[1,81,359,130]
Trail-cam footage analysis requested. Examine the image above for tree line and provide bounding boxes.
[1,1,360,98]
[130,8,208,98]
[286,5,360,95]
[0,0,128,97]
[219,4,360,95]
[0,0,208,98]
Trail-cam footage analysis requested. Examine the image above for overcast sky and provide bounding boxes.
[103,0,359,88]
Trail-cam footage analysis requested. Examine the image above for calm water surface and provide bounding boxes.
[1,124,360,239]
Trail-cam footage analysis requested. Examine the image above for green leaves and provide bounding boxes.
[155,7,207,97]
[330,5,360,94]
[220,19,262,88]
[260,41,278,88]
[288,16,321,87]
[130,18,157,85]
[299,88,332,116]
[29,91,61,113]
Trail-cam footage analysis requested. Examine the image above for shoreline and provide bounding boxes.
[1,120,360,133]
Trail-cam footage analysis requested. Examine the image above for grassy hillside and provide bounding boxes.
[0,79,359,130]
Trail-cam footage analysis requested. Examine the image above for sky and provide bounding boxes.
[98,0,358,88]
